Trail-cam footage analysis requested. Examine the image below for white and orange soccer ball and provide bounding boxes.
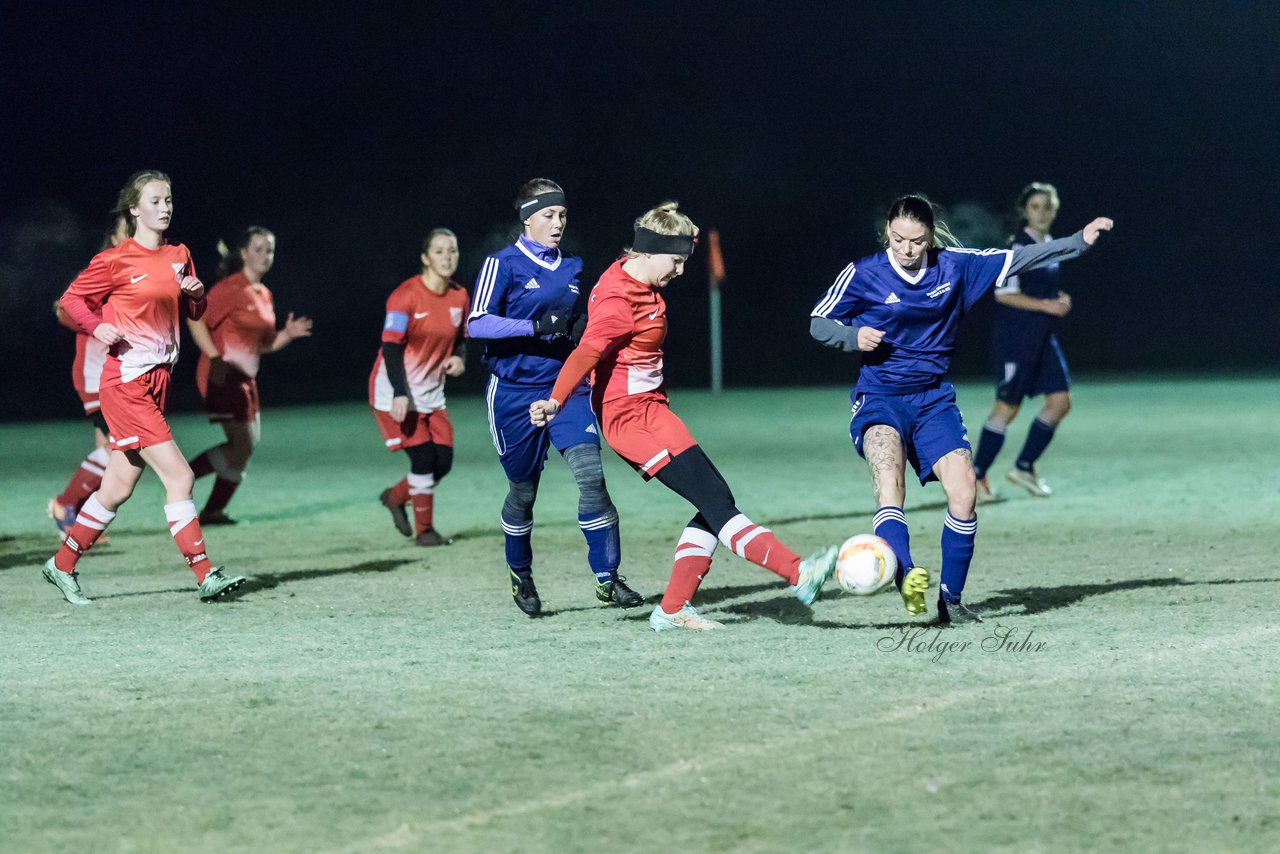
[835,534,898,595]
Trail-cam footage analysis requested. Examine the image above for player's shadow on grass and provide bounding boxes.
[245,558,418,592]
[974,575,1280,617]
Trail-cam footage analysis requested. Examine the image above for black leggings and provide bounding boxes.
[405,443,453,481]
[654,445,740,535]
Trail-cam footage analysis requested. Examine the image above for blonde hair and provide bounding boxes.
[1018,182,1060,213]
[625,201,696,258]
[111,170,172,237]
[880,194,961,249]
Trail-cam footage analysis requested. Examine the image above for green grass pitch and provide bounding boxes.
[2,378,1277,852]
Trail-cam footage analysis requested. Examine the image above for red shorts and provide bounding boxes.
[373,407,454,452]
[205,370,261,423]
[596,390,697,479]
[100,366,173,452]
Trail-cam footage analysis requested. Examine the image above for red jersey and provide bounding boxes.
[369,277,468,413]
[60,238,203,384]
[196,272,277,388]
[56,297,108,409]
[550,259,666,405]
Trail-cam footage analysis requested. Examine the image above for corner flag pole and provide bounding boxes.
[707,229,726,395]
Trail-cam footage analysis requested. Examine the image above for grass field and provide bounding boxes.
[2,378,1278,853]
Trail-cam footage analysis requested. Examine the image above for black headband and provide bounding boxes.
[632,227,695,256]
[518,191,567,220]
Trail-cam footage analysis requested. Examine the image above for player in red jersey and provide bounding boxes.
[186,227,312,524]
[43,170,246,605]
[531,203,840,630]
[370,228,468,546]
[47,216,129,536]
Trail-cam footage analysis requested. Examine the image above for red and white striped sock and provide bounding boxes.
[408,472,435,534]
[387,477,411,505]
[718,513,801,584]
[53,492,116,573]
[659,526,719,614]
[165,500,213,583]
[57,447,109,510]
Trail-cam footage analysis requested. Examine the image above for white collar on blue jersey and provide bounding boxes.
[515,239,563,271]
[886,249,929,285]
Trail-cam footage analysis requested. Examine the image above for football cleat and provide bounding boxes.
[975,476,1000,505]
[1005,467,1051,497]
[414,529,452,547]
[649,603,723,632]
[42,557,92,605]
[899,566,930,616]
[379,489,413,537]
[198,568,246,602]
[47,499,78,536]
[595,575,645,608]
[198,510,238,526]
[937,594,983,625]
[792,545,839,605]
[510,570,541,618]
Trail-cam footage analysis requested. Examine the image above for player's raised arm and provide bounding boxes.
[1006,218,1113,277]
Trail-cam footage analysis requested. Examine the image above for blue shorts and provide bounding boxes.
[850,384,970,485]
[995,336,1070,404]
[485,375,600,483]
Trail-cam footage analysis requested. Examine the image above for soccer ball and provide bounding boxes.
[835,534,897,595]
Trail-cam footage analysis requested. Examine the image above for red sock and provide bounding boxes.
[659,526,718,614]
[189,450,215,479]
[57,448,109,509]
[53,493,116,573]
[719,514,801,584]
[407,472,435,534]
[203,477,240,515]
[388,477,410,505]
[166,500,213,582]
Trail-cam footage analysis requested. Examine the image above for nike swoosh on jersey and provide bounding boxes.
[131,274,148,283]
[194,539,203,547]
[414,312,429,319]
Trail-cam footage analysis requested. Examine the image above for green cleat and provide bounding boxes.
[42,557,91,605]
[792,545,839,605]
[198,567,246,602]
[899,566,930,616]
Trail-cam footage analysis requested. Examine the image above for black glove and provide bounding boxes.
[569,313,588,345]
[533,309,570,337]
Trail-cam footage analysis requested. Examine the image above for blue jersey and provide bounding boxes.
[469,241,584,385]
[992,229,1063,360]
[812,246,1012,394]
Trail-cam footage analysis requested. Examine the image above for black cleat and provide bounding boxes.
[595,575,645,608]
[937,595,983,625]
[198,509,238,526]
[415,528,452,547]
[510,569,541,617]
[379,489,412,537]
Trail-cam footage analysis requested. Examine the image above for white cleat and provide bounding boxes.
[1005,467,1052,497]
[649,604,724,632]
[975,476,1000,504]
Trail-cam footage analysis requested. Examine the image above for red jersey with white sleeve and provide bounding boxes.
[550,258,667,406]
[369,277,468,413]
[195,272,276,392]
[60,238,204,385]
[56,298,109,411]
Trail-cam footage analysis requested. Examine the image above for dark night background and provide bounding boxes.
[1,1,1276,422]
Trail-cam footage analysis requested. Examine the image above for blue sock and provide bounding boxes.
[502,514,533,574]
[972,421,1006,480]
[940,513,977,603]
[579,509,621,583]
[873,506,915,585]
[1015,417,1057,471]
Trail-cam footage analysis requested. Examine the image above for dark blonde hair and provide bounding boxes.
[111,170,172,237]
[880,194,960,249]
[421,227,457,255]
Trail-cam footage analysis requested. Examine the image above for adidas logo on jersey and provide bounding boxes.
[524,279,540,289]
[585,424,598,434]
[884,292,901,304]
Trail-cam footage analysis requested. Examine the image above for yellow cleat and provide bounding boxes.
[900,566,930,616]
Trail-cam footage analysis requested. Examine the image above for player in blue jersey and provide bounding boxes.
[469,178,641,617]
[972,183,1074,501]
[810,194,1112,624]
